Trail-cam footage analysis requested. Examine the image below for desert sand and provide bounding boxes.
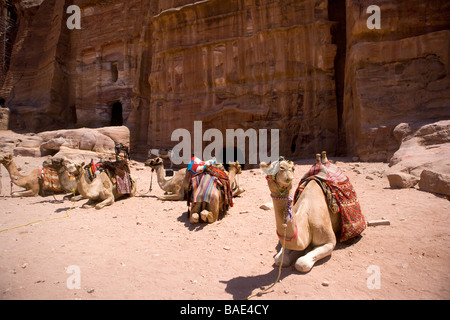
[0,155,449,300]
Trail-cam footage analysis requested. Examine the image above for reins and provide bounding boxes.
[245,175,294,300]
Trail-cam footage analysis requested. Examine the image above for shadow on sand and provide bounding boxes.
[220,235,363,300]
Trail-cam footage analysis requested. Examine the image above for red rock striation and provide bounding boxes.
[0,0,449,165]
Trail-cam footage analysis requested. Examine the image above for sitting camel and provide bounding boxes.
[145,157,245,201]
[66,161,136,209]
[260,155,340,273]
[0,153,62,197]
[145,157,189,201]
[189,161,242,224]
[42,157,84,201]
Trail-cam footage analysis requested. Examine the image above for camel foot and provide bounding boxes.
[274,248,296,267]
[295,257,314,273]
[200,211,215,223]
[190,213,199,223]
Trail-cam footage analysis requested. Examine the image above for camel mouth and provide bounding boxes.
[145,157,163,167]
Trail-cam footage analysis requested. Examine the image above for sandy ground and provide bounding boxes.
[0,155,449,300]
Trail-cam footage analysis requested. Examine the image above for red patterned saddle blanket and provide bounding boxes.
[293,161,366,242]
[39,167,63,193]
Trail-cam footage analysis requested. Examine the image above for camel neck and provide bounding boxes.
[228,168,237,184]
[271,192,299,244]
[154,164,170,186]
[271,193,293,222]
[2,160,20,178]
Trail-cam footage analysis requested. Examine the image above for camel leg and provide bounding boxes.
[295,241,335,273]
[158,192,184,201]
[189,203,201,223]
[11,189,38,197]
[190,213,199,223]
[82,199,97,209]
[274,248,302,267]
[200,210,216,223]
[95,196,114,210]
[64,194,84,201]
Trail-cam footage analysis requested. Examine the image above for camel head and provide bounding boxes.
[42,157,64,169]
[228,161,242,175]
[260,157,294,196]
[0,153,13,165]
[66,161,85,178]
[145,157,164,171]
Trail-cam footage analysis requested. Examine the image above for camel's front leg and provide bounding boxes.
[189,203,201,223]
[11,189,38,197]
[200,201,220,223]
[81,199,97,209]
[200,211,215,223]
[274,248,302,267]
[295,242,335,273]
[63,193,84,201]
[95,196,114,210]
[158,191,184,201]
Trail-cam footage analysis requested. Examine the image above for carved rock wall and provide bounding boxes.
[1,0,449,164]
[148,0,338,160]
[344,0,450,161]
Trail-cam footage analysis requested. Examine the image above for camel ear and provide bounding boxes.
[259,162,270,169]
[80,162,85,167]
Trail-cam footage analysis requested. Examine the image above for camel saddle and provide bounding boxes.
[187,166,233,214]
[39,167,63,193]
[293,160,366,242]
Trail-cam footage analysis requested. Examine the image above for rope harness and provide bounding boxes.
[245,171,295,300]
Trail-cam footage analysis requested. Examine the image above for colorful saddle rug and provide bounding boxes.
[293,160,366,242]
[85,160,103,180]
[187,156,216,174]
[39,167,63,192]
[187,166,233,214]
[116,172,132,195]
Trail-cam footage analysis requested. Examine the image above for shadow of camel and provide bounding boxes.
[177,210,208,232]
[220,239,356,300]
[220,266,293,300]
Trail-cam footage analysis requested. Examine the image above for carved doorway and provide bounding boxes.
[110,101,123,126]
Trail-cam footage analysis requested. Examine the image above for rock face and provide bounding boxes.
[0,126,130,161]
[0,0,449,167]
[387,120,450,196]
[344,0,450,161]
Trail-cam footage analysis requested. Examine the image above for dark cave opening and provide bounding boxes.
[110,101,123,126]
[328,0,347,156]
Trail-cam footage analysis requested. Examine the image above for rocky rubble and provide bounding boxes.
[387,120,450,196]
[0,126,130,162]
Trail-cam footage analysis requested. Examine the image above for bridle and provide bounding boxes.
[266,167,297,241]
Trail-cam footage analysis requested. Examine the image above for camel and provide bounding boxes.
[260,154,340,273]
[42,157,84,201]
[66,161,136,209]
[145,157,189,201]
[148,148,174,167]
[0,153,62,197]
[189,161,242,224]
[145,157,245,200]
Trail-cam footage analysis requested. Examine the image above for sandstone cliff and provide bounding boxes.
[1,0,449,165]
